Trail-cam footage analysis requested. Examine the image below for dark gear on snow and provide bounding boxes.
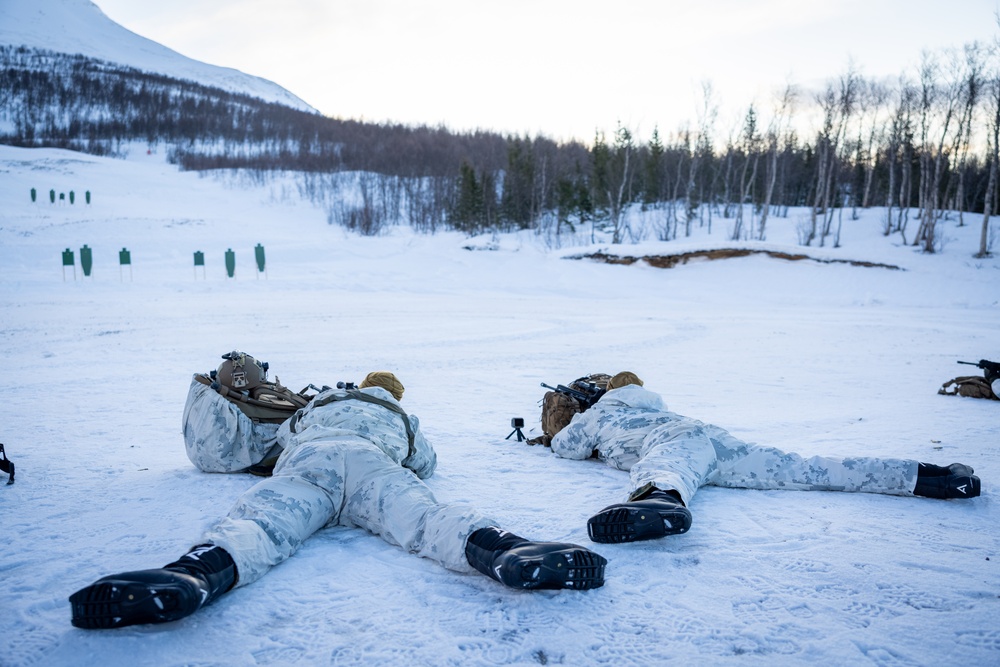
[938,376,998,400]
[0,443,14,485]
[69,545,236,629]
[527,373,611,446]
[587,488,693,544]
[465,527,607,590]
[939,359,1000,400]
[957,359,1000,383]
[913,463,981,500]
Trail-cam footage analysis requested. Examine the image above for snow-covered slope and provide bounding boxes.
[1,144,999,666]
[0,0,316,113]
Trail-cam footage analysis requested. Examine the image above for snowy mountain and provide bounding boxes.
[0,0,315,113]
[0,0,510,191]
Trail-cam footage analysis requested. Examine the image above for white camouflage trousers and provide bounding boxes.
[203,435,493,587]
[629,419,919,506]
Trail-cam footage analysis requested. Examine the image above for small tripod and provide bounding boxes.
[505,418,526,442]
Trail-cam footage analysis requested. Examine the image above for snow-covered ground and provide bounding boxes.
[1,143,998,666]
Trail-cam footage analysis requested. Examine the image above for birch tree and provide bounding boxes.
[946,43,984,226]
[758,83,796,240]
[978,41,1000,258]
[687,81,718,235]
[913,51,961,252]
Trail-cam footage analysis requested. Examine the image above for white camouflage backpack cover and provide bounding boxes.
[182,351,319,475]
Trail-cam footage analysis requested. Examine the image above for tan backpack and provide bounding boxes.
[938,376,999,401]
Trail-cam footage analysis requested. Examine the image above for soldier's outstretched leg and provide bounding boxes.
[913,463,981,499]
[465,527,606,590]
[587,488,692,544]
[69,545,236,629]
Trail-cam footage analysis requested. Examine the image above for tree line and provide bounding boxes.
[1,42,997,255]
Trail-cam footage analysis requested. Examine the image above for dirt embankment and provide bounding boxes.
[574,248,904,270]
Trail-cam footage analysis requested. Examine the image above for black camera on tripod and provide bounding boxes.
[506,417,526,442]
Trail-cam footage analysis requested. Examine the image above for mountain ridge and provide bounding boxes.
[0,0,316,113]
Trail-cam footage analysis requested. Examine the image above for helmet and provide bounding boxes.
[607,371,643,390]
[359,371,404,401]
[215,351,268,391]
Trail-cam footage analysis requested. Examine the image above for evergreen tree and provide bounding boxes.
[501,137,535,228]
[644,126,665,205]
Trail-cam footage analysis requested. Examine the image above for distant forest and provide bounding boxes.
[1,43,997,255]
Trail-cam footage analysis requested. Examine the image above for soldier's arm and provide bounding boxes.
[550,409,601,460]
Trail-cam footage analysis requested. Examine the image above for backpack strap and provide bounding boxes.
[288,389,416,456]
[249,383,311,410]
[195,373,311,411]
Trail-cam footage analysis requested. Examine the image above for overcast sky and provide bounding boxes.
[92,0,998,143]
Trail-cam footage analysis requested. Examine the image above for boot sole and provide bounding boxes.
[513,548,607,590]
[588,505,692,544]
[70,580,200,629]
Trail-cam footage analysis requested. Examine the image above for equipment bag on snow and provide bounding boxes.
[938,375,999,401]
[527,373,611,446]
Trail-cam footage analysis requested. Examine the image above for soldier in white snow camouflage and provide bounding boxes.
[69,355,606,630]
[550,371,982,545]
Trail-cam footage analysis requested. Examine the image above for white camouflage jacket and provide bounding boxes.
[182,377,436,479]
[550,384,679,470]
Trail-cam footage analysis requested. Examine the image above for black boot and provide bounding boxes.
[914,463,981,500]
[465,527,606,590]
[587,489,692,544]
[69,545,236,629]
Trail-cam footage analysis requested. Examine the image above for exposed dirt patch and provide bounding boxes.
[574,248,904,270]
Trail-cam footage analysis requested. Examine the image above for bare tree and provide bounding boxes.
[686,81,718,235]
[978,38,1000,257]
[806,66,859,247]
[891,81,918,239]
[758,83,796,240]
[719,116,741,220]
[604,122,636,244]
[883,78,909,235]
[806,79,847,245]
[913,50,962,252]
[859,80,890,209]
[946,43,984,226]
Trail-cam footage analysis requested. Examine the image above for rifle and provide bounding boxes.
[957,359,1000,384]
[540,380,607,410]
